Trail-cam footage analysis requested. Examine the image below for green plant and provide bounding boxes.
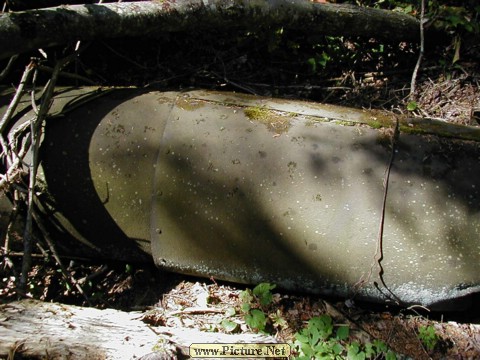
[245,309,268,332]
[348,339,397,360]
[252,282,276,306]
[307,52,331,73]
[407,101,418,111]
[125,263,133,274]
[238,283,280,333]
[418,325,439,352]
[292,315,346,359]
[220,318,239,333]
[292,315,397,360]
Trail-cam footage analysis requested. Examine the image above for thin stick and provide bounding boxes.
[32,210,91,305]
[168,308,225,316]
[0,61,35,170]
[37,64,97,85]
[7,120,31,170]
[0,61,35,134]
[1,202,18,254]
[0,54,19,82]
[5,251,94,262]
[30,68,39,115]
[19,55,74,292]
[410,0,425,99]
[0,140,30,190]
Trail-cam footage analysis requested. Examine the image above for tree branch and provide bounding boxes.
[0,0,421,60]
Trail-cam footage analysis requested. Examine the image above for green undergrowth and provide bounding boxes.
[226,282,400,360]
[293,315,397,360]
[418,324,440,352]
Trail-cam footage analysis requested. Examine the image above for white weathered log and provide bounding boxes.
[0,300,277,359]
[0,0,421,60]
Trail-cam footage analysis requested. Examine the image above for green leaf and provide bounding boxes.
[307,58,317,73]
[332,342,344,355]
[295,333,309,344]
[241,303,251,313]
[125,264,133,274]
[385,350,397,360]
[239,289,253,304]
[373,339,387,353]
[312,341,330,355]
[270,310,287,328]
[404,5,413,14]
[347,342,365,360]
[310,315,333,339]
[301,342,315,357]
[253,282,276,296]
[364,343,376,357]
[253,283,276,306]
[407,101,418,111]
[318,52,331,67]
[418,325,438,351]
[310,325,320,347]
[225,307,236,317]
[336,325,350,340]
[245,309,267,331]
[221,319,239,333]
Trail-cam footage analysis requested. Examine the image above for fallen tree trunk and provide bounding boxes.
[0,0,421,60]
[0,300,278,359]
[4,0,144,11]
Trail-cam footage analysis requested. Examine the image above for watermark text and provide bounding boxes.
[189,343,290,358]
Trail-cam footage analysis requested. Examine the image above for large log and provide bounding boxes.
[4,0,141,11]
[0,300,278,359]
[0,0,421,60]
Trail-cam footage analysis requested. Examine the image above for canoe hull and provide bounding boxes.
[31,88,480,309]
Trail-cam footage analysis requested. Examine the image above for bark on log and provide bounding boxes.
[0,300,278,359]
[0,0,421,60]
[5,0,144,11]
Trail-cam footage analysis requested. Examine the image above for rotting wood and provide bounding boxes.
[0,300,278,359]
[0,0,422,60]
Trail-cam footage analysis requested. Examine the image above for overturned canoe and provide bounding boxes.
[5,87,480,309]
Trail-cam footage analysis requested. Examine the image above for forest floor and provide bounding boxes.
[1,261,480,359]
[1,11,480,360]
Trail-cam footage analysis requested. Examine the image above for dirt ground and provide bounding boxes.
[1,6,480,359]
[2,260,480,359]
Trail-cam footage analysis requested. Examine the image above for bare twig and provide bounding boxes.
[0,54,19,82]
[32,210,91,305]
[18,54,76,292]
[30,68,39,116]
[0,61,35,170]
[5,251,93,262]
[168,308,225,316]
[410,0,425,99]
[1,197,19,254]
[37,64,97,85]
[210,71,259,95]
[100,40,151,70]
[0,61,35,134]
[0,134,31,191]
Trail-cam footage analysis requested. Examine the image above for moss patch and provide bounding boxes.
[176,98,206,111]
[244,106,292,133]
